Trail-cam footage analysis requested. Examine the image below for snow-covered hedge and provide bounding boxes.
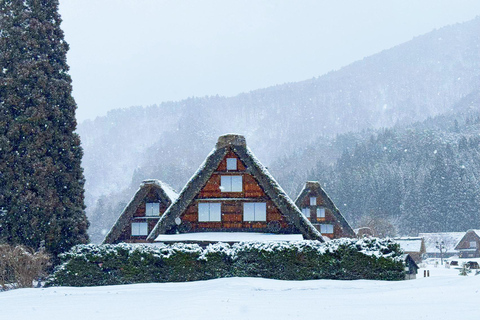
[47,238,405,286]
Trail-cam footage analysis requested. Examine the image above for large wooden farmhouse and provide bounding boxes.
[147,134,323,243]
[294,181,355,239]
[103,179,178,244]
[454,229,480,258]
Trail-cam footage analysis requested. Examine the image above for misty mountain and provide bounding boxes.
[77,18,480,242]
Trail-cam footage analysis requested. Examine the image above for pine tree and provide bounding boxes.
[0,0,89,256]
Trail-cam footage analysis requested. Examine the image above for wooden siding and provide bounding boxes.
[298,191,352,239]
[116,188,170,243]
[457,231,480,258]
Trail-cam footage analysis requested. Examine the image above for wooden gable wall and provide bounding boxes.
[297,190,351,239]
[176,149,299,233]
[117,188,170,243]
[456,231,480,258]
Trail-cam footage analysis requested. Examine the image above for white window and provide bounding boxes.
[302,208,310,219]
[198,203,221,222]
[243,202,267,221]
[226,158,237,170]
[470,241,477,248]
[131,222,148,236]
[316,207,325,218]
[310,197,317,206]
[145,202,160,216]
[320,224,334,234]
[220,175,242,192]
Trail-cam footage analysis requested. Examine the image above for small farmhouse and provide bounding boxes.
[419,232,464,258]
[103,179,178,244]
[294,181,355,239]
[147,134,323,243]
[454,229,480,258]
[393,237,426,263]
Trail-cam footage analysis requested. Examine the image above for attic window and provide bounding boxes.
[226,158,237,170]
[310,197,317,206]
[320,224,334,234]
[243,202,266,221]
[316,207,325,218]
[302,208,310,219]
[220,175,242,192]
[470,241,477,248]
[131,222,148,236]
[198,203,221,222]
[145,202,160,216]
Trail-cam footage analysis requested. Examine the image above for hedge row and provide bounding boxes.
[47,238,405,286]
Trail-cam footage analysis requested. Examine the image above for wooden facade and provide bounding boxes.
[294,181,355,239]
[102,180,177,244]
[148,134,323,242]
[454,230,480,258]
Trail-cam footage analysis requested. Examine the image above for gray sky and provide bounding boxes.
[58,1,480,122]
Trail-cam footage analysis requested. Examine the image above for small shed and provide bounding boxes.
[402,254,419,280]
[393,237,426,263]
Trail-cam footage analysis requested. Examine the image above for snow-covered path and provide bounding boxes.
[1,268,478,320]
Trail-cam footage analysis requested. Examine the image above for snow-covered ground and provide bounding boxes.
[1,266,478,320]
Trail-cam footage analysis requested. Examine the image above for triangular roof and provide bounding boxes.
[103,179,178,244]
[147,134,323,241]
[294,181,355,238]
[454,229,480,250]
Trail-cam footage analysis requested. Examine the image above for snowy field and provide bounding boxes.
[1,266,478,320]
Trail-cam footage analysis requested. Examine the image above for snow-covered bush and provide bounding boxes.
[47,238,404,287]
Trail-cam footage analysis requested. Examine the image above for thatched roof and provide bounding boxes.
[102,179,177,244]
[294,181,355,238]
[147,134,323,242]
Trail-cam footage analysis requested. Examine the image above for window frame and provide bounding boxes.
[226,158,237,171]
[309,197,317,206]
[145,202,160,217]
[316,207,325,218]
[243,202,267,222]
[220,175,242,192]
[320,224,334,234]
[131,222,148,236]
[198,202,222,222]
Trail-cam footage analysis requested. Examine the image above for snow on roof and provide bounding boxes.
[154,232,304,242]
[471,229,480,238]
[418,232,465,253]
[141,179,178,202]
[393,237,423,252]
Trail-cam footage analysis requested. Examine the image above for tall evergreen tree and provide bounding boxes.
[0,0,89,256]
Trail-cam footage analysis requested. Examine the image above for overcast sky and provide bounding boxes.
[58,1,480,122]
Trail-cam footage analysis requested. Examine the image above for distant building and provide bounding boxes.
[147,134,323,243]
[102,179,177,244]
[294,181,356,240]
[454,230,480,258]
[419,232,464,258]
[402,254,419,280]
[393,237,426,263]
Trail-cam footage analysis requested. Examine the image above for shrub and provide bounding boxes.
[47,238,405,287]
[0,244,51,290]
